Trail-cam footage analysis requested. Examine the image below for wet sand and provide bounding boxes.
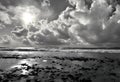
[0,50,120,82]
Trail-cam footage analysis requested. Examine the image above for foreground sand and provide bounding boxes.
[0,50,120,82]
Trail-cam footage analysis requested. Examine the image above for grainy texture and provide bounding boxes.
[0,51,120,82]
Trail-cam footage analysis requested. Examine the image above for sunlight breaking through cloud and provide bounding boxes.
[21,11,36,26]
[1,0,120,47]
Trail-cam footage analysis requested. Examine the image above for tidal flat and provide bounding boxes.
[0,49,120,82]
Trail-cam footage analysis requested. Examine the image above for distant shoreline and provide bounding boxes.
[0,48,120,53]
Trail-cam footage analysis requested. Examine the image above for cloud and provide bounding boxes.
[12,18,72,45]
[0,10,12,24]
[0,0,54,24]
[5,0,120,47]
[0,2,7,10]
[0,35,11,45]
[0,23,5,29]
[12,26,28,37]
[22,38,31,45]
[67,0,120,46]
[26,20,71,45]
[41,0,50,7]
[7,1,54,24]
[0,0,58,47]
[0,35,30,47]
[0,2,12,24]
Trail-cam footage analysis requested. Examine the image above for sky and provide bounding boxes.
[0,0,120,48]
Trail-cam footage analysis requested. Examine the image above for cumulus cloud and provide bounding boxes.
[12,28,28,37]
[8,0,120,47]
[67,0,120,46]
[0,2,7,10]
[0,0,54,26]
[0,35,11,45]
[27,20,71,45]
[8,5,53,24]
[0,23,5,29]
[0,10,12,24]
[0,35,30,47]
[0,2,12,24]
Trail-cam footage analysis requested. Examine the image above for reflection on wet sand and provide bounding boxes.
[1,55,120,82]
[10,58,37,75]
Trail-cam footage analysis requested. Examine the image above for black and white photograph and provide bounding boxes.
[0,0,120,82]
